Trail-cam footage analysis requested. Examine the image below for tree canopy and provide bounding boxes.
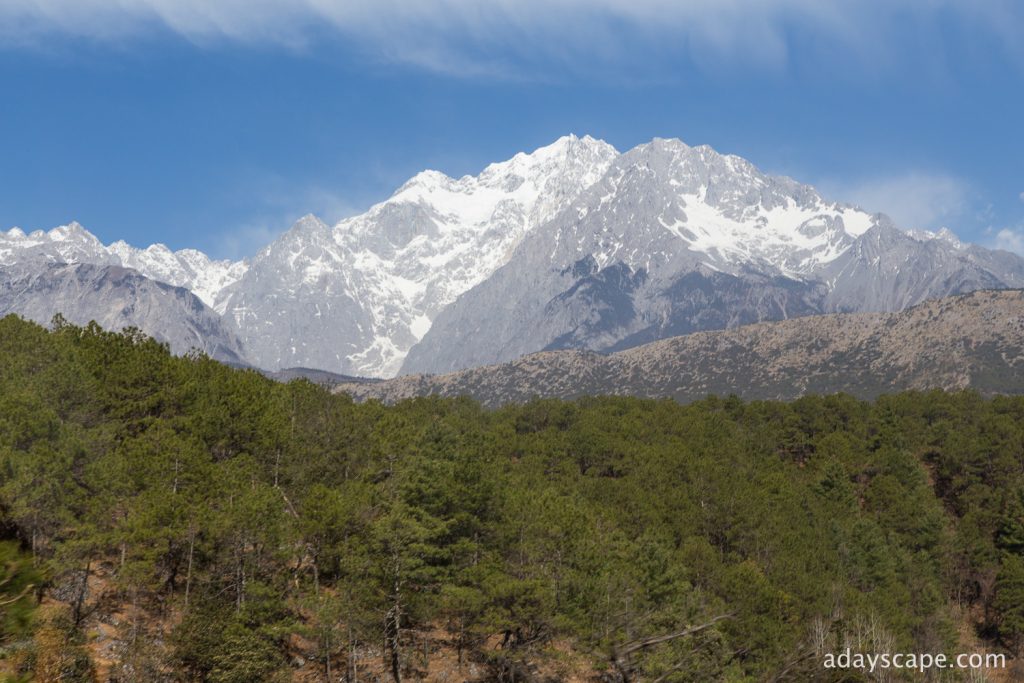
[0,314,1021,681]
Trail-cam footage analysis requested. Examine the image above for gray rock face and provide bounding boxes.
[820,220,1024,312]
[401,140,1024,375]
[216,215,376,374]
[0,263,247,363]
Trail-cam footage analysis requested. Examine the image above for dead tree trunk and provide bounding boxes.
[386,601,402,683]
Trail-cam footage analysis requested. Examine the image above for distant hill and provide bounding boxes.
[262,366,381,387]
[335,289,1024,407]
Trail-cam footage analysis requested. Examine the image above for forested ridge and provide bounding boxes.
[1,314,1023,682]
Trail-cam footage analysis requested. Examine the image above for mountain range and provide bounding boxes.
[3,135,1023,378]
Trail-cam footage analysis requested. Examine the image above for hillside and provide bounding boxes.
[0,314,1023,680]
[337,289,1024,407]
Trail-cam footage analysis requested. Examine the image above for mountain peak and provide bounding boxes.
[534,133,616,156]
[264,214,333,253]
[648,136,691,148]
[292,213,329,231]
[48,221,98,243]
[934,227,964,249]
[479,134,618,183]
[394,170,454,196]
[388,135,617,203]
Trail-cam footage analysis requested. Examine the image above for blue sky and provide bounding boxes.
[1,0,1022,258]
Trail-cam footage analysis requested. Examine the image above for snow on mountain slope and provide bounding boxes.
[107,241,248,312]
[217,134,620,376]
[6,134,1019,379]
[347,134,617,336]
[401,138,1024,375]
[553,138,876,279]
[0,223,247,309]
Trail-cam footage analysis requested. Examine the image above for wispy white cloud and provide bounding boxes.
[2,0,1021,78]
[820,172,971,231]
[212,221,282,261]
[987,226,1024,256]
[203,173,371,259]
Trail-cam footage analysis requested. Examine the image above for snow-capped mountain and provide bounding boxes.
[0,222,247,308]
[402,138,1024,374]
[558,139,876,277]
[3,134,1023,378]
[216,134,618,376]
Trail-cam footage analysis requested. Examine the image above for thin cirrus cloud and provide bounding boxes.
[2,0,1021,78]
[820,172,971,232]
[207,175,372,260]
[989,227,1024,256]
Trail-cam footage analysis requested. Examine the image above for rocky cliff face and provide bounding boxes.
[0,263,246,363]
[338,290,1024,407]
